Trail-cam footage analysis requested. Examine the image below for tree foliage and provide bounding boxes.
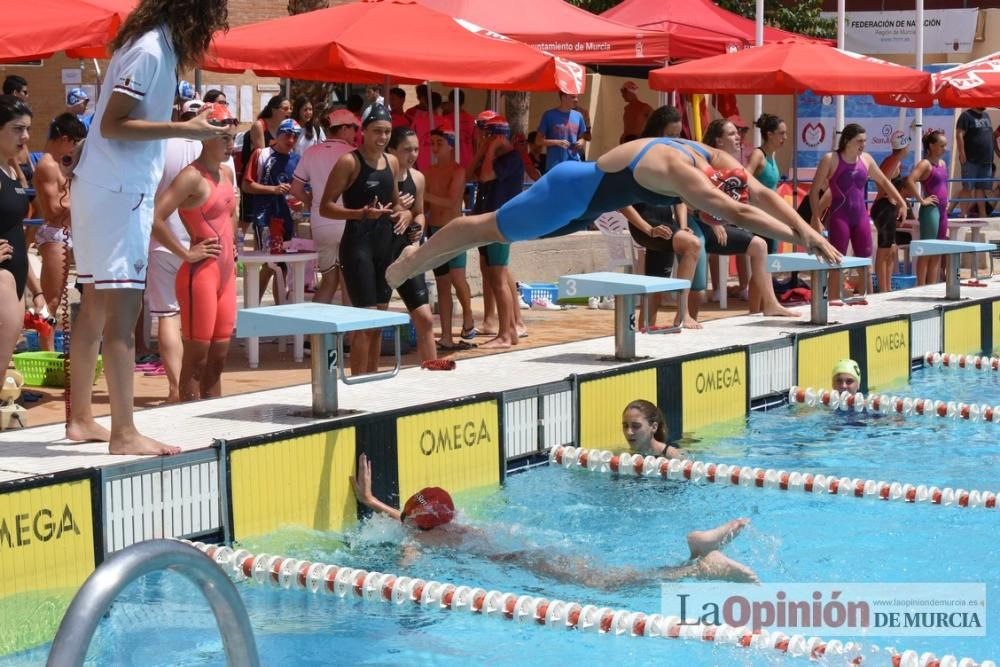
[715,0,835,39]
[568,0,836,40]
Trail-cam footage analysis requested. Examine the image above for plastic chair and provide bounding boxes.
[594,211,638,273]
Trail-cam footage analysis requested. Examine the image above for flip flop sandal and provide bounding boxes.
[460,327,478,340]
[143,368,167,377]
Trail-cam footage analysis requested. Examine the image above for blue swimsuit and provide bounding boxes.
[495,138,712,242]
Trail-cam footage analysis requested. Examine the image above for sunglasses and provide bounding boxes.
[208,118,239,127]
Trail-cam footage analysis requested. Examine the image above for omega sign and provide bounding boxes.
[874,331,906,353]
[419,419,492,456]
[0,504,80,549]
[695,365,742,394]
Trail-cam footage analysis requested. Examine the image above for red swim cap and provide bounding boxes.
[401,487,455,530]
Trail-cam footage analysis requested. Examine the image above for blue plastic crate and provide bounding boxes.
[380,325,412,356]
[518,282,558,305]
[891,274,917,290]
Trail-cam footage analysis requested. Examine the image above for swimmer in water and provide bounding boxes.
[351,453,757,588]
[621,399,685,459]
[832,359,861,395]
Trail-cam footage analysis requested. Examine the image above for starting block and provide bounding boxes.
[910,240,996,300]
[766,253,872,325]
[236,303,410,417]
[558,272,691,360]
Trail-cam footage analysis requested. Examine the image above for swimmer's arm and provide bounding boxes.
[864,154,907,210]
[745,148,765,176]
[620,206,656,236]
[350,453,402,521]
[100,93,223,142]
[319,154,371,221]
[808,154,834,230]
[387,154,413,232]
[151,168,203,260]
[250,120,267,151]
[751,185,841,261]
[411,171,427,233]
[289,176,312,211]
[33,160,69,226]
[674,203,690,230]
[904,160,931,203]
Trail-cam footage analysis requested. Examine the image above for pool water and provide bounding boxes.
[3,366,999,666]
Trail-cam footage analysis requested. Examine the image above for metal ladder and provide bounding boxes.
[47,539,260,667]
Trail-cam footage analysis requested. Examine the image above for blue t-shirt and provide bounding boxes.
[538,108,586,171]
[249,147,300,233]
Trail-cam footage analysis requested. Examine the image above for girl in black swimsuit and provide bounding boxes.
[0,95,32,381]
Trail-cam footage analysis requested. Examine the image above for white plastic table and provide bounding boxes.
[239,250,318,367]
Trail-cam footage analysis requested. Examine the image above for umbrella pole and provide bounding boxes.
[914,0,925,176]
[792,93,799,211]
[454,88,460,164]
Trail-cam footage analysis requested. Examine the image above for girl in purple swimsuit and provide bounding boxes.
[809,123,906,302]
[906,130,950,286]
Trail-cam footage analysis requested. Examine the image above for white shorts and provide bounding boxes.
[145,250,182,316]
[311,222,345,274]
[71,178,153,289]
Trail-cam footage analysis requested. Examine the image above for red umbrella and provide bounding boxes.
[414,0,671,65]
[876,52,1000,109]
[0,0,135,63]
[649,40,929,96]
[603,0,830,60]
[204,0,585,93]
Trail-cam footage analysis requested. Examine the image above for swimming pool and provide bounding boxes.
[2,365,998,666]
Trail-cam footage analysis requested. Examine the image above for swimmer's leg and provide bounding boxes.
[387,212,505,288]
[686,517,750,558]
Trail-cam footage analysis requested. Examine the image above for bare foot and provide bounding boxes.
[478,336,512,349]
[696,550,759,583]
[66,419,111,443]
[108,432,181,456]
[479,321,500,336]
[386,245,418,289]
[762,304,801,317]
[673,315,703,330]
[687,517,750,557]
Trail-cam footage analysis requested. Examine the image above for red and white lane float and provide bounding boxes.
[787,385,1000,423]
[549,446,998,511]
[181,540,993,667]
[924,352,1000,371]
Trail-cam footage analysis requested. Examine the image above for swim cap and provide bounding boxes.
[890,130,910,151]
[277,118,302,136]
[327,108,359,128]
[401,487,455,530]
[67,88,89,106]
[475,109,498,129]
[484,115,510,136]
[362,103,392,128]
[204,103,236,127]
[831,359,861,382]
[430,125,455,147]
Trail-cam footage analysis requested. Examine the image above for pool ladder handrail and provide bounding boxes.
[47,539,260,667]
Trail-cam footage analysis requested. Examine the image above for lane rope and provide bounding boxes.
[550,446,998,512]
[924,352,1000,372]
[180,540,993,667]
[788,386,1000,423]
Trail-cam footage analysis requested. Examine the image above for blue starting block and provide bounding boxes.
[558,272,691,360]
[910,240,996,300]
[237,303,410,417]
[767,253,872,325]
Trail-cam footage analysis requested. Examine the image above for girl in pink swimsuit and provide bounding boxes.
[808,123,906,301]
[151,104,238,401]
[906,130,950,286]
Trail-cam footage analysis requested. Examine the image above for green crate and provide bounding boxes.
[12,352,103,387]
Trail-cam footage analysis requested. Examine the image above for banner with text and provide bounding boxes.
[821,9,978,55]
